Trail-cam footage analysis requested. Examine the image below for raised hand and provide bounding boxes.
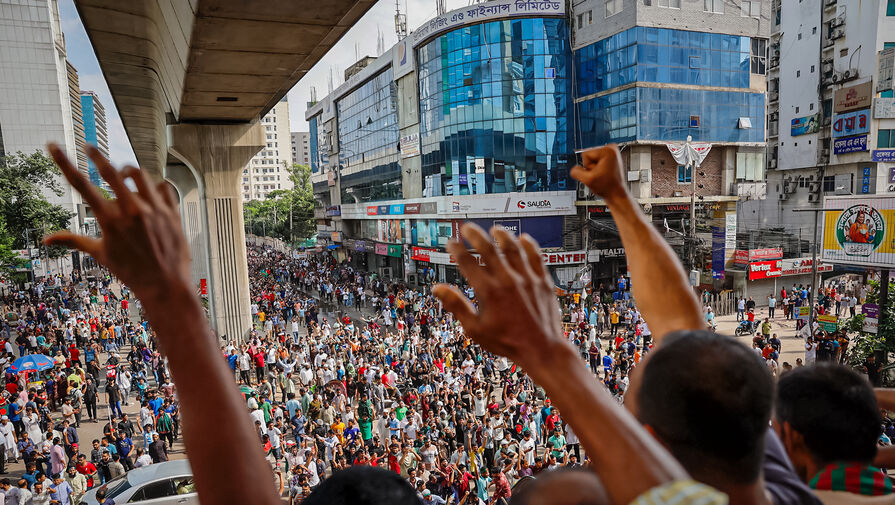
[570,144,626,200]
[44,143,191,306]
[431,223,565,378]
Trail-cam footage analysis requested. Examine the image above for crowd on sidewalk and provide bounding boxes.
[0,273,180,504]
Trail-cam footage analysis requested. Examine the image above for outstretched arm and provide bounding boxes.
[44,144,280,505]
[432,224,689,505]
[571,145,703,344]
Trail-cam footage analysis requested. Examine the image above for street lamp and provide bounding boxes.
[667,135,712,271]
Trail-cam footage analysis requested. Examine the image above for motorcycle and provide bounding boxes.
[734,320,754,336]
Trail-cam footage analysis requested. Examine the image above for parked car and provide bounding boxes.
[82,460,197,505]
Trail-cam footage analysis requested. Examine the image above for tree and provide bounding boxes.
[243,163,316,244]
[0,151,74,262]
[845,279,895,385]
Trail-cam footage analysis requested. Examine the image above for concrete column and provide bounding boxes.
[167,123,264,343]
[164,163,209,290]
[720,147,737,196]
[628,145,653,200]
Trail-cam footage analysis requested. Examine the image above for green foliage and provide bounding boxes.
[0,151,75,267]
[243,163,316,244]
[844,280,895,384]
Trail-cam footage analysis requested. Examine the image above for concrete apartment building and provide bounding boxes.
[241,96,292,202]
[291,131,310,166]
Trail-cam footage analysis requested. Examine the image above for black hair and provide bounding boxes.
[302,466,417,505]
[776,364,880,464]
[637,330,772,484]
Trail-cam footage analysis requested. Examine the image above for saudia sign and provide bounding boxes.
[517,199,552,210]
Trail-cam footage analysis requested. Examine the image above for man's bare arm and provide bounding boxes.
[571,145,703,343]
[433,224,689,505]
[45,144,280,505]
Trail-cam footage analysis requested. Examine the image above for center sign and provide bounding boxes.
[748,259,783,280]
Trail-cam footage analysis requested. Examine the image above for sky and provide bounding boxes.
[57,0,467,166]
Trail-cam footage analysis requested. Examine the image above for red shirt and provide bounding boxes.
[747,312,755,322]
[76,461,97,487]
[493,472,512,498]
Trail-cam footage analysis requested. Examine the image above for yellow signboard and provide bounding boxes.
[822,196,895,268]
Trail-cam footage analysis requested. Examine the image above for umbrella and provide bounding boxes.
[8,354,55,374]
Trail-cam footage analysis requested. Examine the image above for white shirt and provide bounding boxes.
[135,454,153,467]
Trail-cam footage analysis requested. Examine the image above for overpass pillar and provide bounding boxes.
[167,123,264,343]
[164,163,209,291]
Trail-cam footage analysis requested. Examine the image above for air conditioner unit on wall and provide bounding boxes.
[808,193,820,202]
[778,192,789,201]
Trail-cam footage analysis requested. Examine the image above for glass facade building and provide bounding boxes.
[575,27,765,146]
[417,18,574,196]
[336,68,401,203]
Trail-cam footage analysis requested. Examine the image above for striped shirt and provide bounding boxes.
[631,480,728,505]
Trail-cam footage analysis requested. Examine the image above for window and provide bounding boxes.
[735,152,765,181]
[741,1,760,17]
[577,11,593,28]
[796,70,801,78]
[888,0,895,15]
[796,106,800,113]
[704,0,724,13]
[822,175,836,193]
[812,26,817,34]
[130,480,177,502]
[810,65,815,73]
[751,39,767,74]
[658,0,681,7]
[605,0,622,17]
[677,165,692,183]
[879,129,895,148]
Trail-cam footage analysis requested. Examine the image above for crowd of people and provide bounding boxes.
[0,141,889,505]
[0,273,182,504]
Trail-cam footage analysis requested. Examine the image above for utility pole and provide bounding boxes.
[667,136,712,271]
[793,207,834,334]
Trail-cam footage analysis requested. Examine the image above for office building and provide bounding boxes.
[754,0,895,236]
[242,97,292,202]
[291,131,311,166]
[66,60,88,175]
[306,0,768,288]
[0,0,83,233]
[80,91,109,188]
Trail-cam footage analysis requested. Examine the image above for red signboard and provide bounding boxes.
[411,247,435,262]
[748,260,783,280]
[200,278,207,295]
[366,206,378,216]
[749,248,783,261]
[374,243,388,255]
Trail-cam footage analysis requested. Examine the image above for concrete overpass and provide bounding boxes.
[74,0,375,341]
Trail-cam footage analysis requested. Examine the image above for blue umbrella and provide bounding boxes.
[8,354,55,374]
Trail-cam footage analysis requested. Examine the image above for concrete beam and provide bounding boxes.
[167,122,264,342]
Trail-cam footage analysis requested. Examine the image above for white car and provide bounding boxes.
[82,460,198,505]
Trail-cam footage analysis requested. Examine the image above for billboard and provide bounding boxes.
[832,135,868,154]
[831,108,870,138]
[748,259,783,280]
[833,81,873,112]
[790,114,819,136]
[822,196,895,268]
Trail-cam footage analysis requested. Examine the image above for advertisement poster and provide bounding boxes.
[822,196,895,268]
[833,135,868,154]
[377,219,405,243]
[862,303,879,334]
[711,227,725,280]
[791,114,819,136]
[817,314,839,332]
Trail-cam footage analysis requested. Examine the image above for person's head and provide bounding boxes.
[775,364,881,482]
[302,466,417,505]
[635,330,772,489]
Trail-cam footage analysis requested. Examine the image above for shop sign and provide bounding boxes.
[411,247,436,262]
[796,306,811,320]
[831,108,870,138]
[493,219,520,235]
[833,135,868,154]
[366,206,378,216]
[862,303,879,334]
[330,231,342,242]
[507,193,575,212]
[587,206,611,214]
[325,205,341,217]
[748,259,783,280]
[833,82,873,113]
[587,248,625,262]
[817,314,839,332]
[779,257,833,276]
[732,250,750,266]
[409,0,565,47]
[374,243,388,255]
[749,248,783,261]
[404,203,421,214]
[711,227,725,280]
[872,150,895,162]
[541,251,587,265]
[200,278,207,296]
[387,244,402,258]
[725,212,737,250]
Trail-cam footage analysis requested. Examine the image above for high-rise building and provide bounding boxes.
[242,96,292,202]
[80,91,109,188]
[755,0,895,234]
[306,0,768,287]
[67,60,88,176]
[0,0,82,233]
[291,131,310,166]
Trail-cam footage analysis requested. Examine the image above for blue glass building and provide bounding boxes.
[418,18,574,196]
[80,92,109,188]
